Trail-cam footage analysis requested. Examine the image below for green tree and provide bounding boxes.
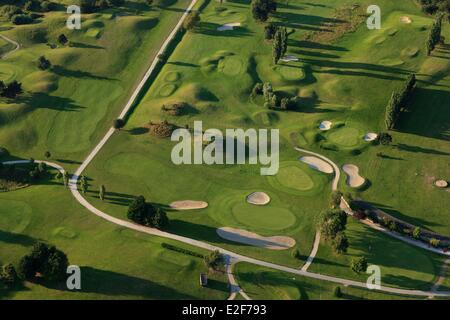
[350,257,368,273]
[291,248,301,260]
[413,227,421,239]
[113,118,125,130]
[151,207,169,229]
[99,184,106,201]
[378,132,393,145]
[320,209,347,240]
[38,55,51,70]
[332,232,349,254]
[334,286,342,298]
[330,190,343,208]
[62,171,69,187]
[1,264,18,288]
[183,11,200,31]
[127,195,150,225]
[251,0,276,22]
[44,151,51,159]
[58,34,68,46]
[204,250,224,271]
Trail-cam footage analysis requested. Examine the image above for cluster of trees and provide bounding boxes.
[272,27,288,64]
[29,161,48,179]
[0,1,57,25]
[78,0,125,13]
[320,209,349,254]
[38,55,51,70]
[350,256,368,274]
[0,264,18,289]
[183,11,200,31]
[127,195,169,229]
[204,250,224,271]
[426,13,445,55]
[252,82,299,111]
[0,80,22,99]
[385,74,417,129]
[418,0,450,16]
[19,242,69,281]
[251,0,276,22]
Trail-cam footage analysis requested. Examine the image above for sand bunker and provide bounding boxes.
[319,120,332,131]
[217,227,295,250]
[343,164,365,188]
[246,192,270,205]
[169,200,208,210]
[401,16,412,24]
[364,132,378,142]
[280,55,299,62]
[435,180,448,188]
[300,156,334,174]
[217,22,241,31]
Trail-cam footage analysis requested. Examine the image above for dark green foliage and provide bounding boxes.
[204,250,224,270]
[18,242,69,281]
[332,232,349,254]
[161,243,205,258]
[385,74,417,129]
[127,195,169,229]
[58,34,68,46]
[334,286,342,298]
[183,11,200,30]
[320,209,347,240]
[291,248,301,260]
[350,256,368,273]
[38,55,51,70]
[0,80,22,99]
[426,12,444,55]
[264,22,277,40]
[113,118,125,129]
[251,0,276,22]
[1,264,18,288]
[378,132,393,145]
[330,190,343,208]
[11,13,33,24]
[272,27,287,64]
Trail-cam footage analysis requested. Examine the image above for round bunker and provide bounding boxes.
[343,164,365,188]
[319,120,332,131]
[364,132,378,142]
[280,55,299,62]
[169,200,208,210]
[246,192,270,205]
[299,156,333,174]
[216,227,295,250]
[435,180,448,188]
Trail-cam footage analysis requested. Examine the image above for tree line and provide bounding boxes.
[385,74,417,130]
[426,12,445,55]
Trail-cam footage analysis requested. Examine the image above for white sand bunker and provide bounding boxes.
[217,227,295,250]
[246,192,270,205]
[435,180,448,188]
[280,55,299,62]
[343,164,366,188]
[401,16,412,24]
[217,22,241,31]
[319,120,332,131]
[300,156,334,174]
[364,132,378,142]
[170,200,208,210]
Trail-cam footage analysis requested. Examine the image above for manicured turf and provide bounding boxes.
[234,262,418,300]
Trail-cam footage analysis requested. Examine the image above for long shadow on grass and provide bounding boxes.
[52,66,116,81]
[0,230,36,247]
[272,11,346,30]
[395,143,450,156]
[17,93,82,112]
[288,39,349,52]
[35,266,198,299]
[69,42,105,50]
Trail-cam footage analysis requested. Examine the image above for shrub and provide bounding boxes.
[11,14,34,25]
[291,248,301,260]
[38,56,51,70]
[161,243,204,258]
[334,286,342,298]
[204,250,224,271]
[350,257,368,273]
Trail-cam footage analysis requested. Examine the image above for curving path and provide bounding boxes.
[225,256,251,300]
[6,0,447,299]
[294,147,342,272]
[0,34,20,59]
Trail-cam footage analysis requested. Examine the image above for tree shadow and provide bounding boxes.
[272,11,346,31]
[167,61,199,68]
[0,230,36,247]
[69,42,104,50]
[55,159,82,165]
[52,65,116,81]
[16,93,82,112]
[128,127,149,135]
[395,143,450,156]
[288,39,349,52]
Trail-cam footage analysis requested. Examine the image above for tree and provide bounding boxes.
[334,286,342,298]
[151,207,169,229]
[413,227,421,239]
[127,195,150,225]
[291,248,301,260]
[58,34,68,46]
[430,238,440,247]
[251,0,276,22]
[113,118,125,130]
[44,151,51,159]
[146,0,153,6]
[204,250,223,271]
[388,220,398,232]
[330,190,343,208]
[320,209,347,240]
[332,232,349,254]
[62,171,69,187]
[350,257,368,273]
[38,55,51,70]
[183,11,200,31]
[264,22,277,40]
[1,80,22,98]
[272,27,287,64]
[378,132,393,145]
[1,264,18,288]
[99,185,106,201]
[426,12,444,55]
[18,255,36,280]
[80,175,88,194]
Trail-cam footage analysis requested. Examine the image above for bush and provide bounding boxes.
[291,248,301,260]
[11,14,34,25]
[161,243,204,258]
[38,56,51,70]
[350,257,368,273]
[334,286,342,298]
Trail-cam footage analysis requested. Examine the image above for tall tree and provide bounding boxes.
[99,185,106,201]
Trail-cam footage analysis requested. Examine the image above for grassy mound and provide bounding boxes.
[379,58,404,66]
[276,65,305,81]
[164,71,181,82]
[218,55,245,76]
[231,202,297,231]
[327,127,362,148]
[159,83,178,97]
[0,199,32,234]
[401,47,419,58]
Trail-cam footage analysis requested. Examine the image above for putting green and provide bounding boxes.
[231,202,296,231]
[276,65,305,81]
[0,199,32,234]
[218,56,244,76]
[85,28,102,38]
[327,127,361,148]
[51,226,78,239]
[267,162,321,196]
[159,83,178,97]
